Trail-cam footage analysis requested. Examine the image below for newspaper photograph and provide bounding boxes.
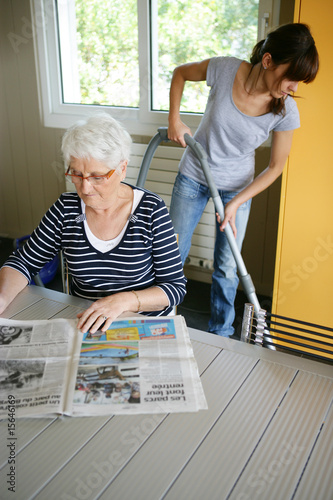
[0,319,77,417]
[0,316,207,418]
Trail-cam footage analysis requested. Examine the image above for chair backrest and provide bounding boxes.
[241,303,333,363]
[60,250,71,294]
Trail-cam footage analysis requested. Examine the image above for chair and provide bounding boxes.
[15,236,60,288]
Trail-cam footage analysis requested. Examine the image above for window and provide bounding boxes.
[152,0,259,113]
[32,0,275,135]
[58,0,140,108]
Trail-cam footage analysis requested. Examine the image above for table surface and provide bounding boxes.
[0,286,332,500]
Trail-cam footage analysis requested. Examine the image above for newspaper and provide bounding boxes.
[0,316,207,418]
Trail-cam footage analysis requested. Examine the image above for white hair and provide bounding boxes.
[61,113,132,168]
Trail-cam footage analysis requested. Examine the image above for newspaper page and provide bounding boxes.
[0,315,207,418]
[0,318,78,418]
[66,315,207,415]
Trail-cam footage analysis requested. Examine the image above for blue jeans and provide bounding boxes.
[170,173,251,337]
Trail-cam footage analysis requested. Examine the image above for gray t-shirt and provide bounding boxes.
[179,56,301,191]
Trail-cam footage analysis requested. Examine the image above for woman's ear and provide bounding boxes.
[262,52,272,70]
[116,160,128,180]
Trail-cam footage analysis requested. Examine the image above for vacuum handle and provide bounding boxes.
[136,128,170,188]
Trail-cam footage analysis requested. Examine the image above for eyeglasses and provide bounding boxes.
[65,167,116,185]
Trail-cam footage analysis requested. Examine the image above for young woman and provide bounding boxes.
[0,114,186,333]
[168,23,319,337]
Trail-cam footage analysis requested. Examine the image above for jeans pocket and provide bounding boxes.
[238,197,252,211]
[222,191,252,211]
[173,173,200,200]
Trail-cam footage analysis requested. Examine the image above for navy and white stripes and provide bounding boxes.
[4,187,186,316]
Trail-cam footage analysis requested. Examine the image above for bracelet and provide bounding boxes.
[131,290,141,312]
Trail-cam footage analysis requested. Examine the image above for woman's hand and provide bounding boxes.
[77,292,134,334]
[77,287,169,334]
[216,200,239,238]
[167,119,192,148]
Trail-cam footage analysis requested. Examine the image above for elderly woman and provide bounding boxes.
[0,114,186,333]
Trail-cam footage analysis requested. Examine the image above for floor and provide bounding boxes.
[0,237,272,339]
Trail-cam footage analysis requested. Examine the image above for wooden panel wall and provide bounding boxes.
[272,0,333,326]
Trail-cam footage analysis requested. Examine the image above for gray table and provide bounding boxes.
[1,285,332,500]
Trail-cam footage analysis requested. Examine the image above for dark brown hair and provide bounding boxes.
[250,23,319,114]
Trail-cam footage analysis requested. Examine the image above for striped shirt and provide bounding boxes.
[4,187,187,316]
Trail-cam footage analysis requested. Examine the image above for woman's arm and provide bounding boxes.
[0,198,66,314]
[3,199,64,285]
[0,267,29,314]
[219,129,294,236]
[168,59,210,147]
